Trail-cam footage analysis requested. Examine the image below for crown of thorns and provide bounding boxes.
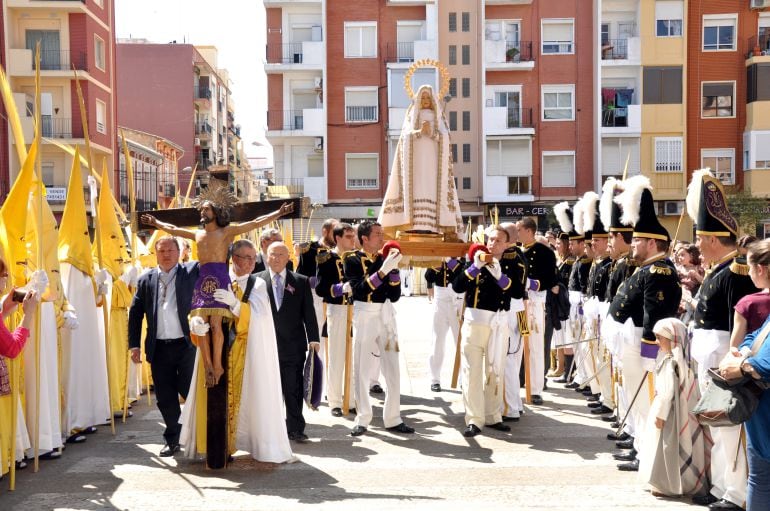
[192,180,238,212]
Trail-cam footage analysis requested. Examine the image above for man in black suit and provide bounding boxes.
[128,236,199,457]
[258,241,319,442]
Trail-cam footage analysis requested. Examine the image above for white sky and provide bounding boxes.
[114,0,270,158]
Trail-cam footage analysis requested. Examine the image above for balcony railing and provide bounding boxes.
[40,117,79,138]
[194,86,212,100]
[748,34,770,57]
[601,39,628,60]
[385,42,416,63]
[503,41,533,62]
[268,110,305,131]
[31,50,87,71]
[602,107,629,127]
[195,122,212,135]
[266,42,304,64]
[266,178,304,198]
[505,108,533,128]
[345,106,378,123]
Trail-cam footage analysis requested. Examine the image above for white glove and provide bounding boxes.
[97,283,109,297]
[342,282,352,295]
[641,358,656,373]
[486,260,502,280]
[190,316,210,336]
[213,287,239,308]
[473,250,487,268]
[29,270,49,294]
[63,310,79,330]
[87,175,98,219]
[380,250,402,275]
[94,269,109,287]
[119,266,139,287]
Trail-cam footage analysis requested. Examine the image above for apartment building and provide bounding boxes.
[117,42,243,202]
[1,0,118,218]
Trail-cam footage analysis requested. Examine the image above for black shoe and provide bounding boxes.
[530,395,544,405]
[581,388,594,396]
[554,377,569,384]
[348,408,357,415]
[607,431,630,441]
[613,449,637,461]
[692,493,719,506]
[39,450,61,460]
[370,384,384,394]
[587,401,602,408]
[386,422,415,434]
[610,421,621,428]
[601,415,618,423]
[617,459,639,471]
[288,432,309,443]
[707,499,743,510]
[591,405,614,415]
[486,422,511,432]
[331,408,343,417]
[543,380,548,390]
[565,381,579,389]
[502,415,520,422]
[463,424,481,438]
[430,383,441,392]
[159,443,180,457]
[616,439,634,449]
[66,433,87,444]
[586,395,600,402]
[15,459,27,470]
[350,426,367,437]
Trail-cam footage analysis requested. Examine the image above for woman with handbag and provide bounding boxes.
[719,239,770,511]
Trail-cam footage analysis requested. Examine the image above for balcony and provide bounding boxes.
[266,108,324,136]
[194,85,212,101]
[345,106,378,123]
[265,41,324,69]
[483,107,535,135]
[195,121,212,136]
[8,48,87,75]
[746,34,770,64]
[485,41,534,70]
[601,87,640,134]
[266,178,304,198]
[385,40,438,64]
[18,113,83,142]
[601,37,641,65]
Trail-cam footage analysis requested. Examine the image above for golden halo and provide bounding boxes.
[404,59,451,100]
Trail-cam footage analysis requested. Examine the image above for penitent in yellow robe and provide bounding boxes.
[191,290,248,456]
[0,312,22,477]
[107,279,133,413]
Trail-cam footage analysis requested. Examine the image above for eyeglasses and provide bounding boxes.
[233,254,257,262]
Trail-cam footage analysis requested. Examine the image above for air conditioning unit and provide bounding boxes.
[751,0,770,9]
[314,77,323,89]
[314,137,324,152]
[663,201,684,216]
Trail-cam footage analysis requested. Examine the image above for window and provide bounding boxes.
[703,16,736,51]
[463,143,471,163]
[449,78,457,97]
[463,177,471,190]
[487,139,532,189]
[655,1,683,37]
[702,149,735,185]
[654,137,683,172]
[702,82,734,118]
[346,153,379,190]
[462,78,470,98]
[94,35,105,71]
[462,111,470,131]
[462,12,470,32]
[96,100,106,134]
[601,23,610,46]
[485,20,520,45]
[747,63,770,103]
[449,111,457,131]
[41,162,55,187]
[389,68,436,108]
[307,155,324,178]
[344,22,377,58]
[449,45,457,65]
[643,66,683,104]
[542,85,575,121]
[451,143,458,163]
[345,87,378,122]
[542,19,574,54]
[449,12,457,32]
[757,160,770,169]
[462,45,470,65]
[542,151,575,187]
[601,138,641,176]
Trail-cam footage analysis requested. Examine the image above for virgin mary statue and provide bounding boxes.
[379,84,463,238]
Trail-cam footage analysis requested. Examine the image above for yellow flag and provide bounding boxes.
[94,161,128,279]
[0,65,27,164]
[25,177,62,300]
[0,139,39,286]
[58,147,94,276]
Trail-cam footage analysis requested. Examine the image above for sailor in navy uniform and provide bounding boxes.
[425,258,465,392]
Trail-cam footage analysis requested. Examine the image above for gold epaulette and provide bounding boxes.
[316,251,332,265]
[649,264,673,276]
[730,261,749,276]
[564,256,576,264]
[579,256,592,264]
[342,250,359,261]
[297,242,311,255]
[502,251,519,260]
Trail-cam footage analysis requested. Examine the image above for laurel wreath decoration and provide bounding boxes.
[404,59,451,100]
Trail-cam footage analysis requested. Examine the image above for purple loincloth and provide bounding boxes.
[190,262,233,319]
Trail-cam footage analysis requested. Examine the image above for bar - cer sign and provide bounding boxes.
[500,205,550,217]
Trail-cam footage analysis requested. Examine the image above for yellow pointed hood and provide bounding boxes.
[58,147,94,276]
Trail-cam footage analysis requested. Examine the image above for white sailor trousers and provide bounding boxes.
[325,303,349,409]
[461,309,506,428]
[428,286,463,384]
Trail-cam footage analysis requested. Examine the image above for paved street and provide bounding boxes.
[2,296,696,510]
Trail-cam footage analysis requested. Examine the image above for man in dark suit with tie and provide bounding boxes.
[252,228,293,273]
[128,236,199,456]
[258,241,319,442]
